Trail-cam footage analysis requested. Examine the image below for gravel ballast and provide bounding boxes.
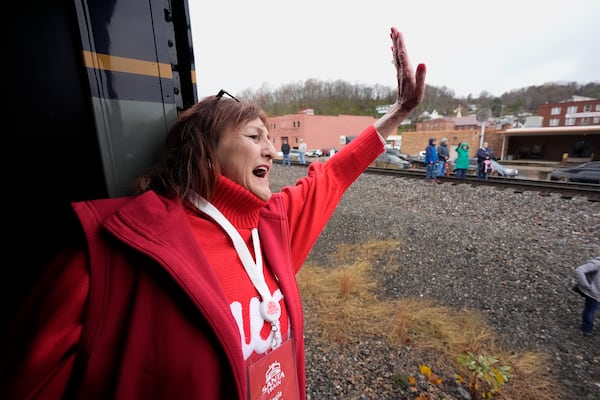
[270,163,600,400]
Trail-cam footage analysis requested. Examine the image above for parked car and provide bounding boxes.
[385,148,411,162]
[549,161,600,184]
[321,148,338,156]
[275,149,300,161]
[371,153,411,169]
[449,157,478,175]
[448,158,518,177]
[407,153,426,168]
[489,159,519,178]
[306,149,323,157]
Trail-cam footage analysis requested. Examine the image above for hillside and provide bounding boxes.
[242,79,600,124]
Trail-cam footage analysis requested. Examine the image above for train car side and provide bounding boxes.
[5,0,197,331]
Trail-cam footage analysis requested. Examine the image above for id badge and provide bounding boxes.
[247,338,300,400]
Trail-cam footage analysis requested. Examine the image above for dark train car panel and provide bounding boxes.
[5,0,197,332]
[74,0,196,196]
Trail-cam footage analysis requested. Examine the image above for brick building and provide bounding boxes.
[503,96,600,161]
[537,96,600,127]
[416,117,455,131]
[267,95,599,163]
[267,111,376,153]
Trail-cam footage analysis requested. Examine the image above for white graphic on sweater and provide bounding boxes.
[230,289,284,360]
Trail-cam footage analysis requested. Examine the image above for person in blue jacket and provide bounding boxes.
[424,137,438,181]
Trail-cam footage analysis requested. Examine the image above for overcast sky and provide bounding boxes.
[188,0,599,100]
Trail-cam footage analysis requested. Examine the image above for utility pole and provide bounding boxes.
[476,108,491,148]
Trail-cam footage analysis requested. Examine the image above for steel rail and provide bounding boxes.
[363,167,600,201]
[276,160,599,200]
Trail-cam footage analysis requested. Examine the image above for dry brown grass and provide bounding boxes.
[297,240,560,400]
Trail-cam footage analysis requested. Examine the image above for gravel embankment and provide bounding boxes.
[270,163,600,400]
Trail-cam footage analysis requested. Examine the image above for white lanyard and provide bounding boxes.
[189,193,282,348]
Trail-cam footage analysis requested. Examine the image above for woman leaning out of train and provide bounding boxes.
[0,27,426,399]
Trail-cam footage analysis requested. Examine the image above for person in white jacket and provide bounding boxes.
[574,256,600,337]
[298,139,307,164]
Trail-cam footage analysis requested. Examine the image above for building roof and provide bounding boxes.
[454,114,492,127]
[503,125,600,136]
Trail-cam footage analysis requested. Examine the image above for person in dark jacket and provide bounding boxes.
[281,140,291,166]
[436,137,450,177]
[476,141,494,179]
[424,137,438,181]
[0,27,426,400]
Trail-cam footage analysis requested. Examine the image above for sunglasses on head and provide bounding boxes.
[215,89,240,103]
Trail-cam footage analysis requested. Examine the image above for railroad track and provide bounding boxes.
[364,167,600,201]
[277,160,600,201]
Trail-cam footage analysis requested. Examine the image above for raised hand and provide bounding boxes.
[390,27,426,113]
[375,27,426,138]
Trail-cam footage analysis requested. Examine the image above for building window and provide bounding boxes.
[581,117,590,125]
[572,140,594,157]
[596,104,600,111]
[565,118,575,126]
[292,121,296,128]
[593,117,600,124]
[549,118,559,126]
[297,121,301,128]
[583,105,592,112]
[551,106,561,115]
[567,106,577,114]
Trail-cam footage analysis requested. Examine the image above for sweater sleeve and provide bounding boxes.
[277,125,384,272]
[1,248,89,399]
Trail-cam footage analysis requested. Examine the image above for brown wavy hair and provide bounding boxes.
[133,95,268,201]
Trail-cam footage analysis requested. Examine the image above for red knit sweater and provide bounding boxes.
[185,176,292,363]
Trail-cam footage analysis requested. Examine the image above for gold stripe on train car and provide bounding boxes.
[82,50,173,79]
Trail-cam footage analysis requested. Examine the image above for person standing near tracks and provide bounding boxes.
[436,137,450,177]
[424,137,438,182]
[476,141,494,180]
[281,139,291,166]
[454,141,470,178]
[573,256,600,337]
[298,138,307,165]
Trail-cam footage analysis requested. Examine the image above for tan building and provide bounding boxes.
[406,114,498,160]
[267,111,376,153]
[401,130,502,161]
